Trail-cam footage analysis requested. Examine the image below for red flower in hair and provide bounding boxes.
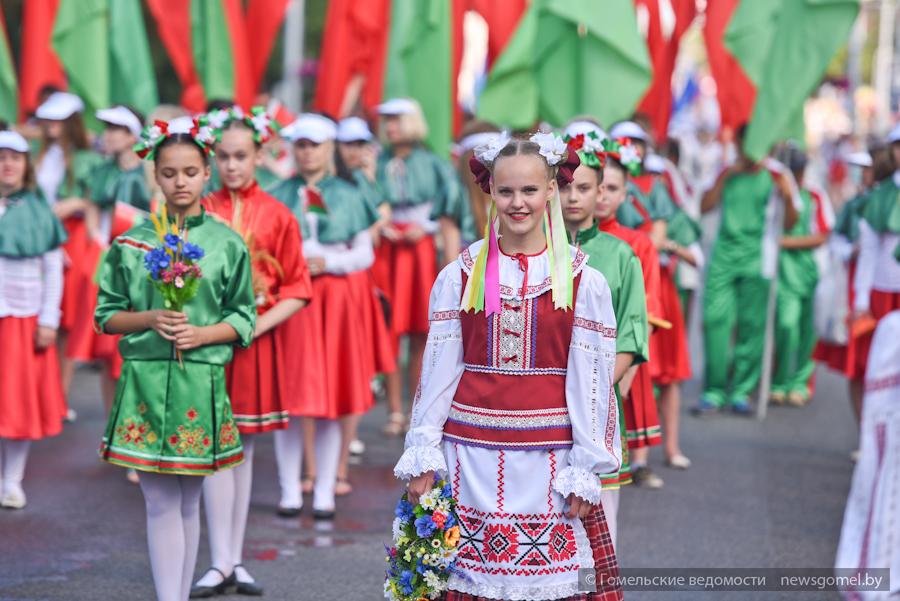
[469,155,492,194]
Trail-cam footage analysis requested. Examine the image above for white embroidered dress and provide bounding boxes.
[394,240,621,601]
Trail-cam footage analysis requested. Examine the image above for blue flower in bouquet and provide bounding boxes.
[399,570,415,595]
[441,482,453,499]
[414,515,436,537]
[444,511,457,529]
[183,242,205,261]
[395,499,415,523]
[164,233,180,251]
[416,557,428,574]
[144,247,171,280]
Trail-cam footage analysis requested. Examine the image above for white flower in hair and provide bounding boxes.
[196,124,217,146]
[619,142,640,167]
[581,133,606,154]
[230,105,245,120]
[530,131,568,165]
[207,109,229,130]
[250,112,273,140]
[474,130,511,164]
[145,124,165,145]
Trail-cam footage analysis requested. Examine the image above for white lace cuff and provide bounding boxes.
[393,445,448,480]
[552,465,603,505]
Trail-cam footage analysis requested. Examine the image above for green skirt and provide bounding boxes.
[100,359,243,475]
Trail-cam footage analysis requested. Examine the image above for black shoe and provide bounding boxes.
[190,568,235,598]
[234,565,264,596]
[277,505,302,518]
[312,508,336,521]
[631,466,664,489]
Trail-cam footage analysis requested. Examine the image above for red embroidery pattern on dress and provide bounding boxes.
[573,316,617,339]
[497,450,505,511]
[169,424,211,456]
[115,418,158,450]
[456,505,581,577]
[865,372,900,393]
[431,310,460,322]
[548,450,557,512]
[605,384,618,459]
[218,419,239,451]
[116,237,155,253]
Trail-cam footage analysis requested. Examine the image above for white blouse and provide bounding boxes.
[302,212,374,275]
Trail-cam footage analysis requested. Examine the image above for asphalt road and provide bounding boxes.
[0,359,858,601]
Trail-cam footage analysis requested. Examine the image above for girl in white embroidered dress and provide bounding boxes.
[394,136,623,601]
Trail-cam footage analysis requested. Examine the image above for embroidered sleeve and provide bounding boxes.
[554,267,621,504]
[37,248,64,329]
[393,262,464,480]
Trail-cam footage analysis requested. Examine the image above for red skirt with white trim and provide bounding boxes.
[0,316,67,440]
[649,266,692,384]
[623,362,661,449]
[279,273,375,419]
[372,229,437,345]
[226,327,289,434]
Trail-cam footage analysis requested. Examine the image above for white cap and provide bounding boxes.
[887,122,900,144]
[282,114,337,143]
[564,120,608,140]
[35,92,84,121]
[845,151,872,168]
[644,154,666,174]
[336,117,373,142]
[167,116,196,135]
[376,98,418,116]
[609,120,650,142]
[0,130,29,153]
[96,106,143,137]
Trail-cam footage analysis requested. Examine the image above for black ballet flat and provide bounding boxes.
[312,508,336,521]
[189,567,235,598]
[276,505,302,518]
[234,565,264,596]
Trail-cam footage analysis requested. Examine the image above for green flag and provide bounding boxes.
[52,0,109,125]
[191,0,235,103]
[726,0,859,160]
[110,0,158,116]
[384,0,453,157]
[477,0,651,130]
[0,9,16,124]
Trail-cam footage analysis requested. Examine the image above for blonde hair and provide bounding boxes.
[379,98,428,145]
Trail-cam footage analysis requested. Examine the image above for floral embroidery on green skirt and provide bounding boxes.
[100,359,243,475]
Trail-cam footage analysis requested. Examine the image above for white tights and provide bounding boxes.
[0,438,31,494]
[600,488,620,551]
[273,417,341,512]
[199,434,256,584]
[139,472,204,601]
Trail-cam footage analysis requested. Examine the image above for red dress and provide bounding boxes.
[599,216,662,449]
[650,261,692,384]
[203,183,312,434]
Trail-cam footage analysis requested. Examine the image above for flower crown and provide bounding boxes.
[470,131,580,193]
[207,105,279,144]
[134,116,217,160]
[564,133,642,176]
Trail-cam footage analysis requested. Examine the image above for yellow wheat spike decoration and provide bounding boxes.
[229,193,284,302]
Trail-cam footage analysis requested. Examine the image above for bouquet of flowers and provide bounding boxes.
[144,203,205,366]
[385,475,461,601]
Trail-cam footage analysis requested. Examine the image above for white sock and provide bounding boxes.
[600,488,620,551]
[1,439,32,495]
[139,472,188,601]
[274,418,303,509]
[230,435,255,582]
[200,469,236,585]
[313,420,341,512]
[179,476,204,600]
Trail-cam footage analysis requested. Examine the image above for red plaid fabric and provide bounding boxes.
[443,505,623,601]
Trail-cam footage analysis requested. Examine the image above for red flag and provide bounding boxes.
[470,0,527,66]
[314,0,390,117]
[703,0,755,134]
[244,0,289,98]
[221,0,254,108]
[636,0,696,141]
[147,0,205,112]
[19,0,67,119]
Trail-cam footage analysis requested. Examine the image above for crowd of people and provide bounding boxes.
[0,84,898,600]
